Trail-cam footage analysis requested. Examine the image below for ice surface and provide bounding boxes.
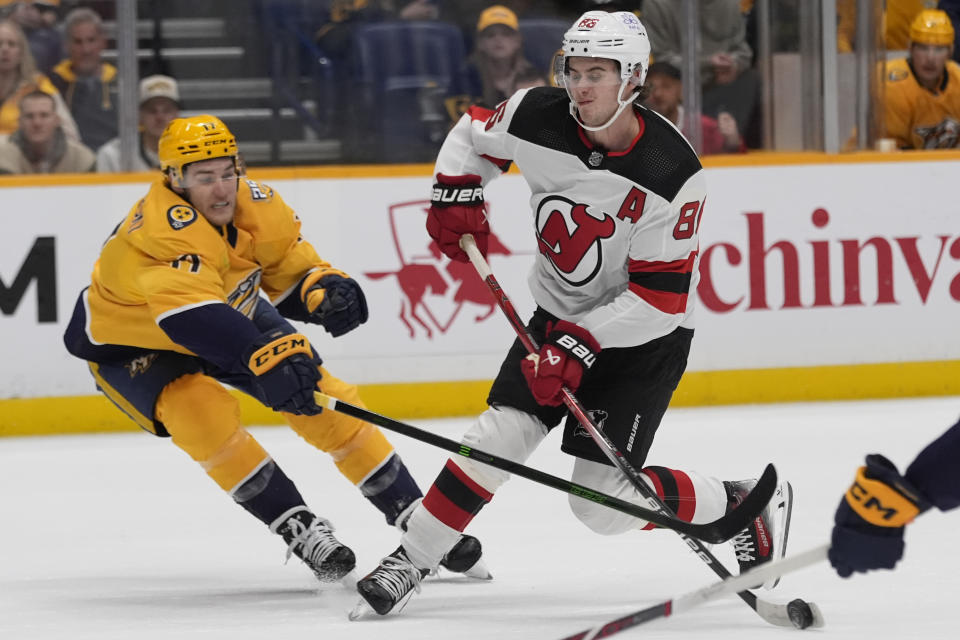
[2,396,958,639]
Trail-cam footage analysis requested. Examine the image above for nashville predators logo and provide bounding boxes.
[167,205,198,230]
[915,118,960,149]
[125,353,158,378]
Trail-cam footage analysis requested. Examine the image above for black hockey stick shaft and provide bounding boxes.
[558,544,829,640]
[459,235,773,621]
[313,391,774,543]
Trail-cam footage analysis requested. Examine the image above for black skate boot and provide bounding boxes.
[440,534,489,577]
[724,477,794,589]
[276,510,356,583]
[353,546,428,617]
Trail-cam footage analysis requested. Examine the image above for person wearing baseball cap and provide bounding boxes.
[96,75,182,173]
[447,5,537,124]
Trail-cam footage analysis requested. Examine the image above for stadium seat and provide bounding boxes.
[349,21,468,162]
[518,18,568,77]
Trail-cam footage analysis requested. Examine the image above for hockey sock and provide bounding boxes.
[358,452,423,526]
[639,466,727,529]
[232,459,310,527]
[401,459,494,570]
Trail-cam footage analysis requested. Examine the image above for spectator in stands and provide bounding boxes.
[643,0,759,147]
[50,7,117,151]
[645,61,744,154]
[97,74,180,173]
[4,1,61,74]
[34,1,58,28]
[0,89,94,173]
[884,9,960,148]
[440,6,537,126]
[463,6,537,108]
[0,18,79,140]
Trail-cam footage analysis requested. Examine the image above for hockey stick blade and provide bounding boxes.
[559,544,829,640]
[314,391,775,543]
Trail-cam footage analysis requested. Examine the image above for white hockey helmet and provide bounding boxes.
[557,11,651,131]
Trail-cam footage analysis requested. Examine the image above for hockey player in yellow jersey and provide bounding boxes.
[885,9,960,149]
[63,115,486,584]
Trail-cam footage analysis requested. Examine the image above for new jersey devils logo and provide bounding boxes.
[535,196,615,286]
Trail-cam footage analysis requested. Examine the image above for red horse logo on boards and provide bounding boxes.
[535,196,615,286]
[365,200,512,339]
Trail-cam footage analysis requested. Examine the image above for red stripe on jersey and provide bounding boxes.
[628,252,696,275]
[444,459,494,502]
[639,468,665,531]
[467,105,495,122]
[628,252,696,314]
[422,484,476,532]
[671,469,697,523]
[629,285,689,314]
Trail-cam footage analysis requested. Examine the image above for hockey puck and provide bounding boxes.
[787,598,814,629]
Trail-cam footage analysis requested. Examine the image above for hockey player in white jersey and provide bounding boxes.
[353,11,793,616]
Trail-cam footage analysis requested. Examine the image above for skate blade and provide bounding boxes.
[462,558,493,580]
[348,597,376,621]
[763,481,794,590]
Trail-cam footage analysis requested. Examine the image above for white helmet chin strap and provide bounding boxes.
[568,77,639,132]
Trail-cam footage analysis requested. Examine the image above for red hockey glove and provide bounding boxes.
[426,173,489,262]
[829,454,931,578]
[520,320,601,406]
[244,331,322,415]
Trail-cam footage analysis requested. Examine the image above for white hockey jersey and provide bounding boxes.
[435,87,706,349]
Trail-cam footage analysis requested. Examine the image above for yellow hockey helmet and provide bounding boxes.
[159,115,238,187]
[909,9,955,47]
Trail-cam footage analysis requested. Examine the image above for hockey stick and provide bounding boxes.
[314,391,775,543]
[558,544,828,639]
[459,234,823,629]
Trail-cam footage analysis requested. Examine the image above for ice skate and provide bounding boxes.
[440,534,492,579]
[276,510,356,583]
[724,477,793,589]
[352,546,428,617]
[396,498,491,580]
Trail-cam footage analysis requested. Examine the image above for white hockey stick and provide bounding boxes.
[559,544,829,639]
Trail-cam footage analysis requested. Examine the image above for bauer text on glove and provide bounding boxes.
[426,173,489,262]
[520,320,600,406]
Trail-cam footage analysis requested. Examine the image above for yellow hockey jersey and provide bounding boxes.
[885,57,960,149]
[82,177,331,357]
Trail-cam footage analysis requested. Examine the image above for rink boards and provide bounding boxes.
[1,151,958,435]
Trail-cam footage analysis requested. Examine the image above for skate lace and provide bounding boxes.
[372,555,424,603]
[731,529,756,563]
[283,517,341,568]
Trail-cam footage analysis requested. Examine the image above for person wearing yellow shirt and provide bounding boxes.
[62,115,487,585]
[885,9,960,148]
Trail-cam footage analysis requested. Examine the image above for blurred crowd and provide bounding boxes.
[1,0,960,175]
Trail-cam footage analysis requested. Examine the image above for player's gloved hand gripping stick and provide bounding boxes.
[458,234,823,630]
[244,330,322,415]
[830,454,931,577]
